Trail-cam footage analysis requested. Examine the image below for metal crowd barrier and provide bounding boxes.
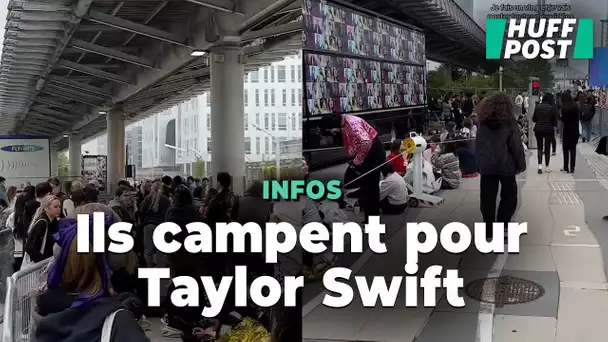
[2,258,53,342]
[0,228,13,302]
[591,107,608,139]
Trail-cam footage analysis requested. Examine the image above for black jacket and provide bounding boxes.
[476,118,526,176]
[533,103,558,133]
[25,215,58,263]
[561,103,580,145]
[165,205,203,273]
[138,194,171,226]
[35,288,149,342]
[24,198,41,230]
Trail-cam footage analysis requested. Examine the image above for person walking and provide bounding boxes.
[560,91,580,173]
[532,92,559,174]
[579,94,595,143]
[475,92,526,240]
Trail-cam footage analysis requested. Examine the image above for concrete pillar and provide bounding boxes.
[50,145,59,177]
[210,43,245,194]
[106,106,126,194]
[68,134,81,180]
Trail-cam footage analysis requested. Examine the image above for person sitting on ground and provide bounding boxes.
[461,118,476,138]
[34,209,149,342]
[446,133,478,178]
[430,144,462,189]
[386,140,406,175]
[379,164,408,215]
[422,135,441,164]
[440,121,457,142]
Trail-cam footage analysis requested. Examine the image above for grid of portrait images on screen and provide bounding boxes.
[302,0,426,115]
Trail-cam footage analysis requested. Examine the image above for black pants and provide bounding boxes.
[550,134,556,154]
[12,257,23,272]
[562,141,577,171]
[380,198,406,215]
[480,174,518,238]
[356,137,385,220]
[535,131,553,166]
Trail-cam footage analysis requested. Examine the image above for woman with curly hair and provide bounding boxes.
[475,92,526,240]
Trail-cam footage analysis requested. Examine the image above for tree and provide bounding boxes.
[58,153,68,176]
[193,156,205,179]
[427,65,493,100]
[489,59,554,92]
[427,59,555,98]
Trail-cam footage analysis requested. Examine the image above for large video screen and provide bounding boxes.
[302,0,426,116]
[589,47,608,87]
[383,63,426,107]
[305,53,382,115]
[302,0,426,65]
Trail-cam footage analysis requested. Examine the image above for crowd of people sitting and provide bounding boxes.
[0,174,300,342]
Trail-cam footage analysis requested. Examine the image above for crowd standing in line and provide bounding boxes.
[0,173,300,341]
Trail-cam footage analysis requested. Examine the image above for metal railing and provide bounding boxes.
[0,228,13,302]
[3,258,53,342]
[591,107,608,140]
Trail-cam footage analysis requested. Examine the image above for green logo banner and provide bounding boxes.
[485,18,594,60]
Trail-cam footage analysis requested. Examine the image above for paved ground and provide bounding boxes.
[302,142,608,342]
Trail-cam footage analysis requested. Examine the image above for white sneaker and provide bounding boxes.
[138,315,152,331]
[544,166,551,173]
[537,164,543,174]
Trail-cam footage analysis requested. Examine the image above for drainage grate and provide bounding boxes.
[465,276,545,308]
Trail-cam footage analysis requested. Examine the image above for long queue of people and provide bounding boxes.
[0,174,300,342]
[310,92,525,244]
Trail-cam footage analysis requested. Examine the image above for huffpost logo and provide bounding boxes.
[486,18,594,59]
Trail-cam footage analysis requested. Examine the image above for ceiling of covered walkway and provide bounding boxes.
[0,0,301,150]
[0,0,505,151]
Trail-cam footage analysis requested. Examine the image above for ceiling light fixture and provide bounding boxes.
[190,50,206,57]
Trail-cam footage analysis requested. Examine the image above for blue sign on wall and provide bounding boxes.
[0,145,45,152]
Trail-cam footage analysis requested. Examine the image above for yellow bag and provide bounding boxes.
[217,318,270,342]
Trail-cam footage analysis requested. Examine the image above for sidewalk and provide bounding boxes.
[302,144,608,342]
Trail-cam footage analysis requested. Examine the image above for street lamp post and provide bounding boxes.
[252,122,281,180]
[499,65,503,92]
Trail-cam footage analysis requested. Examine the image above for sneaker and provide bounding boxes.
[160,315,186,338]
[602,215,608,222]
[138,315,152,331]
[161,314,169,326]
[537,165,543,174]
[561,168,569,173]
[552,152,556,156]
[544,166,551,173]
